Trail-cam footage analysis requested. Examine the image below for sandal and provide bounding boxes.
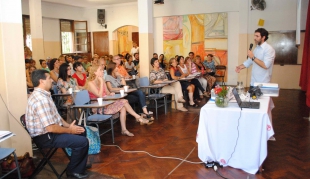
[141,113,154,121]
[121,130,134,137]
[136,116,153,125]
[189,103,199,108]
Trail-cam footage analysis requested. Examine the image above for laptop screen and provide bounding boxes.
[232,88,242,106]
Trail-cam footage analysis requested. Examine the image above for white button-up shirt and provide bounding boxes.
[243,42,275,86]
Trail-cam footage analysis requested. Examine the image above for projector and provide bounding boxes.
[154,0,164,4]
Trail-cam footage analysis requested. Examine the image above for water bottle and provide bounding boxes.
[236,81,240,94]
[240,81,244,95]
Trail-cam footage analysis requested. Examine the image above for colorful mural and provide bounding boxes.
[162,12,228,81]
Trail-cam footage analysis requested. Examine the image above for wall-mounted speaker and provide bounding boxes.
[97,9,105,24]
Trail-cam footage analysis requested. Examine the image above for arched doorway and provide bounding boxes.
[112,25,139,55]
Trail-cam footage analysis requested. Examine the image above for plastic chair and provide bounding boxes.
[0,148,21,179]
[20,114,69,179]
[214,65,226,85]
[71,90,117,143]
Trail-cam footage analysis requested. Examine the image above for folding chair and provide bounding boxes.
[0,148,21,179]
[71,90,117,143]
[20,114,69,179]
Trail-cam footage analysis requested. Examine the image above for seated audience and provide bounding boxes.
[177,56,208,101]
[150,58,188,112]
[158,54,166,70]
[26,69,89,179]
[125,55,136,73]
[185,56,209,98]
[85,66,153,137]
[105,62,154,120]
[195,55,216,93]
[203,54,216,76]
[169,58,197,107]
[48,58,60,93]
[82,56,91,71]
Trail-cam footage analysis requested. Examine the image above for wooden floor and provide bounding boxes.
[33,89,310,179]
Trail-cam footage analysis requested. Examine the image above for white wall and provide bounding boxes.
[42,17,60,41]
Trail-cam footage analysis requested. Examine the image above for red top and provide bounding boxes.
[72,73,87,87]
[88,82,107,99]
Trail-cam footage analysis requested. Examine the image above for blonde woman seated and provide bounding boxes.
[150,58,188,112]
[86,65,153,137]
[169,58,198,107]
[105,62,154,121]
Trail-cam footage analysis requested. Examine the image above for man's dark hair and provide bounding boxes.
[73,61,83,71]
[188,52,194,55]
[58,63,70,81]
[177,56,184,63]
[74,56,82,61]
[134,53,139,57]
[255,28,269,41]
[48,58,58,70]
[106,62,117,75]
[25,59,31,64]
[39,59,45,65]
[150,58,158,67]
[31,69,49,87]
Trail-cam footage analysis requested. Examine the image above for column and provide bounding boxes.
[138,0,154,78]
[29,0,45,68]
[0,0,32,155]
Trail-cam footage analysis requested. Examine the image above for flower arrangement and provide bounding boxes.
[214,85,228,98]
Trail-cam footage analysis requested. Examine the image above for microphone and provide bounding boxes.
[247,43,253,58]
[249,43,253,50]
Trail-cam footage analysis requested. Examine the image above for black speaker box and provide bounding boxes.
[97,9,105,24]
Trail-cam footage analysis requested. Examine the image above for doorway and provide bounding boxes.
[93,31,109,56]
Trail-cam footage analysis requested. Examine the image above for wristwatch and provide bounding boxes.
[252,56,255,61]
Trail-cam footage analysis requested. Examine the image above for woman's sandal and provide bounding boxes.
[121,130,134,137]
[189,103,199,108]
[141,113,154,121]
[136,116,153,125]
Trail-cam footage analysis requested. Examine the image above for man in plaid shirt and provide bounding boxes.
[26,69,89,178]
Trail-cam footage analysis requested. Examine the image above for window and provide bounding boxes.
[22,15,32,50]
[60,20,88,54]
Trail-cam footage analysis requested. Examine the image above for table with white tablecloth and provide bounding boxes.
[196,97,275,174]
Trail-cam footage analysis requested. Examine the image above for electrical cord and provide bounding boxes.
[226,108,242,165]
[213,165,228,179]
[0,93,25,129]
[102,144,205,164]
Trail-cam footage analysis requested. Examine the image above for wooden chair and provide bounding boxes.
[214,65,226,85]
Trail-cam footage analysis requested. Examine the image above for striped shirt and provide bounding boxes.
[26,88,62,137]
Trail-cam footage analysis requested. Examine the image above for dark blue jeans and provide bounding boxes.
[127,89,147,109]
[33,131,88,174]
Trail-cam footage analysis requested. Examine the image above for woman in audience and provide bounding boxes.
[178,56,209,100]
[125,55,136,74]
[30,59,36,67]
[106,62,154,120]
[57,63,79,106]
[195,55,216,93]
[158,54,166,70]
[185,56,209,98]
[26,66,36,88]
[48,58,60,93]
[86,66,153,137]
[39,59,50,72]
[203,54,216,76]
[58,55,66,65]
[150,58,188,112]
[169,58,197,107]
[72,61,87,88]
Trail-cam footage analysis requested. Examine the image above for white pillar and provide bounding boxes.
[29,0,45,68]
[0,0,32,155]
[138,0,154,78]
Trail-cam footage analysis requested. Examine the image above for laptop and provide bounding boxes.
[232,88,260,109]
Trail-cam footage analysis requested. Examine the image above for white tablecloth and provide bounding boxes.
[196,97,274,174]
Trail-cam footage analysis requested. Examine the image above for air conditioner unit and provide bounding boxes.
[154,0,164,4]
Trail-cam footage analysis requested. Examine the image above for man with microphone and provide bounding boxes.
[235,28,275,89]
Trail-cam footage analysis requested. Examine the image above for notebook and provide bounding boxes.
[232,88,260,109]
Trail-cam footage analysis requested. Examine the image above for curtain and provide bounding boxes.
[299,1,310,107]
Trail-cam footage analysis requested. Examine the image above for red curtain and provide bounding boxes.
[300,1,310,107]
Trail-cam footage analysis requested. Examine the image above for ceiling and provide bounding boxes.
[41,0,137,8]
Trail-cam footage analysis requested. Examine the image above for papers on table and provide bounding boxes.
[0,131,14,142]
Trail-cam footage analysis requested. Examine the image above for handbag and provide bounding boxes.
[1,152,35,178]
[66,111,101,155]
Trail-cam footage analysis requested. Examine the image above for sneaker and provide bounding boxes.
[178,107,188,112]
